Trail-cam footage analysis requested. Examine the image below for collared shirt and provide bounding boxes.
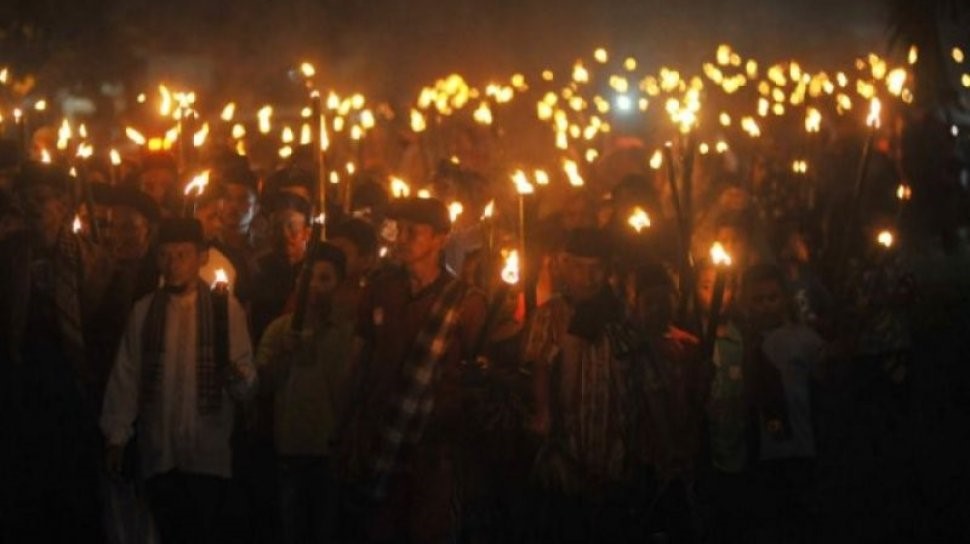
[256,313,353,456]
[100,287,256,479]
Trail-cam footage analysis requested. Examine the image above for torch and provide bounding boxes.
[471,249,521,365]
[211,268,230,371]
[183,170,210,218]
[513,171,536,316]
[701,242,733,360]
[290,214,324,333]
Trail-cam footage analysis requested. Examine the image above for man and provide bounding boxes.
[741,264,826,542]
[256,242,353,544]
[250,192,313,343]
[327,217,379,319]
[136,152,180,217]
[0,162,113,541]
[333,197,486,544]
[193,182,239,290]
[100,218,257,544]
[525,228,638,540]
[216,161,259,303]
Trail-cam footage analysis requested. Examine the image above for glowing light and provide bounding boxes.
[390,177,410,198]
[40,149,52,164]
[805,107,822,133]
[193,122,210,147]
[281,126,295,144]
[562,160,584,187]
[299,62,316,78]
[500,249,520,285]
[877,230,894,248]
[76,142,94,159]
[257,105,273,134]
[410,109,426,133]
[73,215,82,234]
[184,170,211,197]
[219,102,236,122]
[448,202,464,223]
[593,48,608,63]
[212,268,230,290]
[534,169,550,186]
[649,150,663,170]
[34,99,47,112]
[896,184,912,201]
[481,200,495,220]
[417,189,432,199]
[513,170,535,194]
[792,160,809,174]
[110,149,121,166]
[710,242,733,266]
[866,97,882,129]
[231,123,246,139]
[627,207,651,233]
[953,47,965,64]
[908,45,918,65]
[615,94,633,111]
[473,102,493,125]
[125,127,146,146]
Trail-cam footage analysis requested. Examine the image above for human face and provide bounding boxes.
[745,279,787,331]
[394,220,444,268]
[21,184,68,240]
[559,253,606,303]
[330,236,370,280]
[194,200,224,242]
[696,267,734,314]
[635,285,675,334]
[308,260,341,307]
[157,242,206,288]
[111,205,151,260]
[140,168,177,206]
[272,210,310,262]
[221,183,257,232]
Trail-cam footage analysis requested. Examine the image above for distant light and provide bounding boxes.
[614,94,633,112]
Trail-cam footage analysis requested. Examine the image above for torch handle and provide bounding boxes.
[291,222,323,333]
[702,271,727,361]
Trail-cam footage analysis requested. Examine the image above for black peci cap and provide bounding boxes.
[157,217,204,245]
[386,197,451,234]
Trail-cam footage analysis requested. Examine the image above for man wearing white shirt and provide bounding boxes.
[101,218,257,544]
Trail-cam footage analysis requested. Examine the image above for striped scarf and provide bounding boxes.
[140,280,226,415]
[371,277,466,498]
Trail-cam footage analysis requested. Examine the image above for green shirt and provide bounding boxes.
[256,313,353,456]
[706,322,747,473]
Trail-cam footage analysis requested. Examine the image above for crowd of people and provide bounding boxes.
[0,117,931,544]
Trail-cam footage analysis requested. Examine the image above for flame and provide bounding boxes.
[473,102,493,125]
[953,47,965,64]
[184,170,211,197]
[314,213,326,225]
[908,45,918,65]
[710,242,733,267]
[649,150,663,170]
[562,159,584,187]
[125,127,146,146]
[417,189,432,199]
[193,122,210,148]
[346,162,356,175]
[278,146,293,159]
[0,67,7,84]
[110,149,121,166]
[158,84,173,116]
[57,119,72,150]
[76,142,94,159]
[534,169,550,186]
[299,62,316,78]
[390,177,410,198]
[410,109,426,133]
[72,214,82,234]
[281,126,295,144]
[40,149,52,164]
[628,207,651,233]
[792,160,809,174]
[448,202,464,223]
[257,105,273,134]
[500,249,520,285]
[213,268,229,288]
[350,125,363,141]
[886,69,907,96]
[877,230,894,248]
[805,107,822,133]
[12,108,22,122]
[896,184,912,201]
[329,171,340,184]
[360,110,376,129]
[300,123,312,145]
[482,200,495,220]
[866,97,882,129]
[220,102,236,122]
[513,170,535,194]
[593,47,608,63]
[34,99,47,112]
[231,123,246,139]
